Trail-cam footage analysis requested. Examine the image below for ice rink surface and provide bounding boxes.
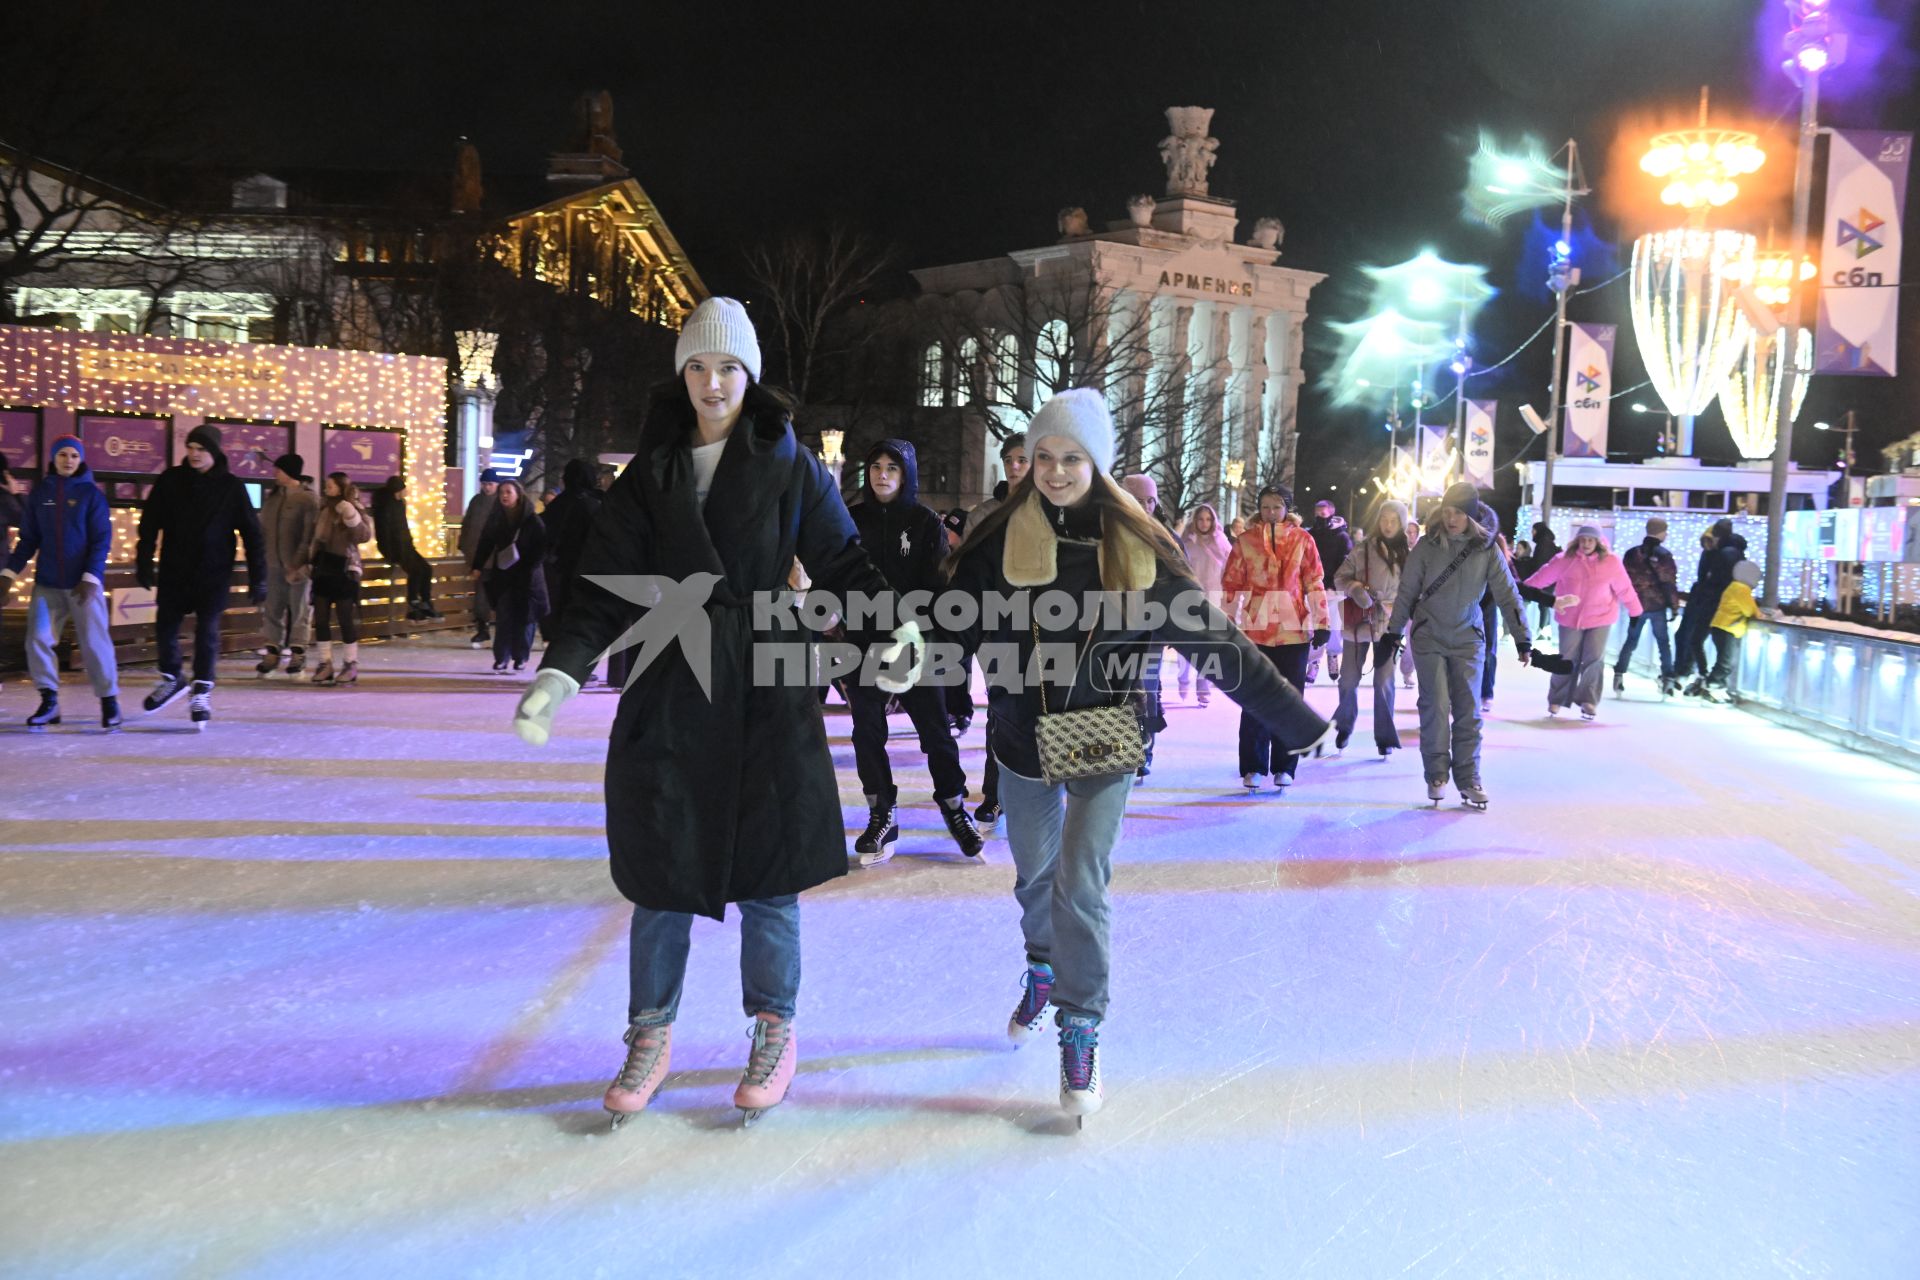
[3,637,1917,1279]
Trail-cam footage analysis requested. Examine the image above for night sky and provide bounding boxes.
[12,0,1918,508]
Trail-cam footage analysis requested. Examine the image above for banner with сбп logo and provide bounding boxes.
[1817,129,1908,376]
[1561,322,1615,459]
[1463,400,1496,488]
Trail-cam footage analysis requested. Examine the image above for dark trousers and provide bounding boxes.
[492,587,538,665]
[1615,609,1674,677]
[1706,627,1741,688]
[470,579,493,630]
[1674,599,1712,679]
[1479,594,1499,700]
[849,680,968,802]
[155,583,231,683]
[397,549,434,607]
[1238,641,1310,779]
[946,653,976,725]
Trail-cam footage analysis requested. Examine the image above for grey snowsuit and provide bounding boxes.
[1386,521,1526,788]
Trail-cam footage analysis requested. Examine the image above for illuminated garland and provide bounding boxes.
[1629,228,1755,424]
[0,326,447,567]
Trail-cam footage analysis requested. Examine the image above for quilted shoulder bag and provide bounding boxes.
[1030,620,1147,784]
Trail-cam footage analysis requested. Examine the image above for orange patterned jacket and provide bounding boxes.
[1221,519,1330,646]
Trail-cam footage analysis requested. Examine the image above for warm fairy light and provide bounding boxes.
[1629,228,1757,424]
[1722,251,1817,308]
[1719,324,1811,459]
[819,428,844,465]
[1223,458,1245,489]
[0,326,448,564]
[1639,90,1765,210]
[454,330,500,390]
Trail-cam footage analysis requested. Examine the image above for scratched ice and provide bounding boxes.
[2,638,1916,1278]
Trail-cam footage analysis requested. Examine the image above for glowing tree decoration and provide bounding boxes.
[1716,251,1816,458]
[1462,132,1567,227]
[1630,228,1757,453]
[1326,309,1450,408]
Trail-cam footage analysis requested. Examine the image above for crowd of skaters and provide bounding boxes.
[0,294,1776,1129]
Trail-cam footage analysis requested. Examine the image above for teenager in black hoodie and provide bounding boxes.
[134,423,267,726]
[847,439,980,864]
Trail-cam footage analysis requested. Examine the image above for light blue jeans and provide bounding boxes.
[626,894,800,1027]
[998,760,1133,1020]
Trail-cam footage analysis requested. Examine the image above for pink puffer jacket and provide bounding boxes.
[1523,549,1643,630]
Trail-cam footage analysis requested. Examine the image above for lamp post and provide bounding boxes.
[1539,140,1590,528]
[820,428,845,491]
[1224,457,1245,525]
[1764,0,1843,609]
[453,329,499,508]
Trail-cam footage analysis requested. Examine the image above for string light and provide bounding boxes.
[0,325,448,583]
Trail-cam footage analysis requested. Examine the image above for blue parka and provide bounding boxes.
[4,459,112,590]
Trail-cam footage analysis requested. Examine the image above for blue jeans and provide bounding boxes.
[626,894,800,1026]
[1615,609,1674,678]
[998,760,1133,1020]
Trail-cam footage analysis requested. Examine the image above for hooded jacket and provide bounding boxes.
[1221,516,1330,646]
[848,439,949,598]
[942,487,1329,779]
[135,424,267,598]
[541,459,604,596]
[3,443,112,591]
[1307,512,1353,596]
[1179,504,1232,600]
[538,382,896,920]
[1523,543,1643,630]
[1386,514,1526,655]
[1711,561,1762,637]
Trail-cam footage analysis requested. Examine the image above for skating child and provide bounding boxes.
[1692,560,1761,702]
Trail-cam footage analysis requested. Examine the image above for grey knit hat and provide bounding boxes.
[674,297,762,382]
[1027,389,1115,474]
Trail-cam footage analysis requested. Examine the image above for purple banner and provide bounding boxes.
[208,421,293,480]
[78,415,171,475]
[1816,129,1909,376]
[0,408,39,469]
[323,427,404,488]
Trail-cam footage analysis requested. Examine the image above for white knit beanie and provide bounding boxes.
[674,297,762,382]
[1027,388,1115,475]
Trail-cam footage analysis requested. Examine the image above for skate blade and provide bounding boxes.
[738,1104,780,1128]
[606,1109,634,1132]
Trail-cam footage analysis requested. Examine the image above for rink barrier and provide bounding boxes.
[0,558,477,674]
[1613,614,1920,771]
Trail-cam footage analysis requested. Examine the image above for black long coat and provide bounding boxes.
[540,387,892,919]
[135,457,266,600]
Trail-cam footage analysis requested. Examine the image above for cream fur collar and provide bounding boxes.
[1002,490,1159,592]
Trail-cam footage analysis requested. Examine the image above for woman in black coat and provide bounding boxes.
[508,299,914,1128]
[470,480,548,672]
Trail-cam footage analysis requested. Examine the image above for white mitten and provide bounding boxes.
[874,620,925,694]
[1554,593,1581,610]
[514,668,581,746]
